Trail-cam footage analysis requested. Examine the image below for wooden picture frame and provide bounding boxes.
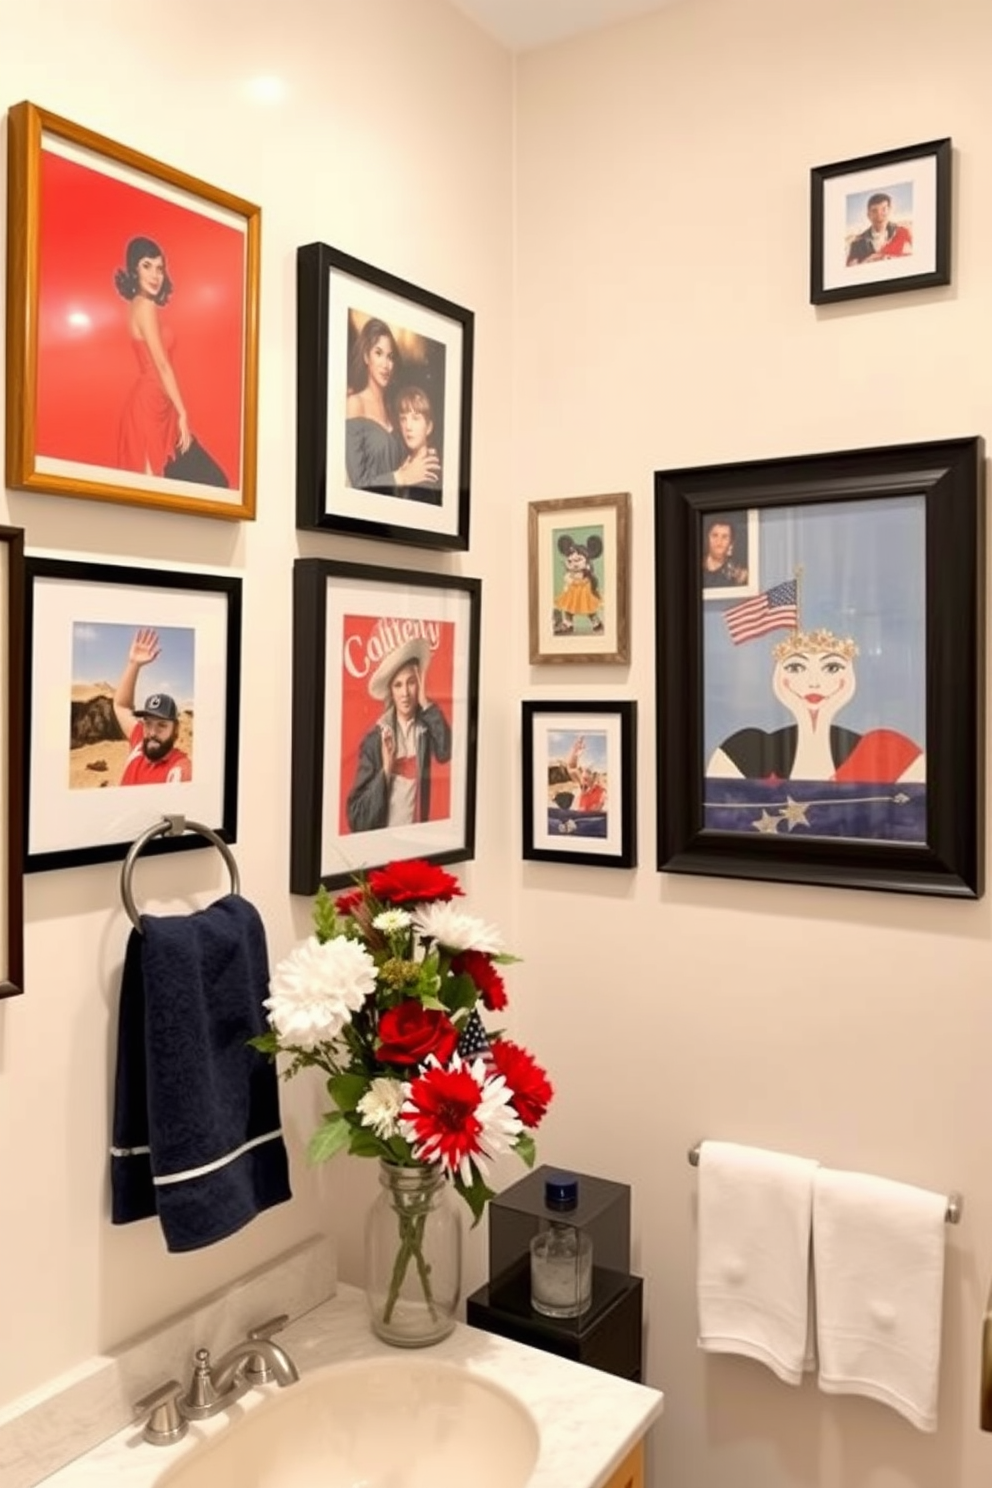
[5,100,260,520]
[654,437,984,898]
[0,528,25,997]
[25,558,242,872]
[810,138,951,305]
[296,242,473,551]
[528,493,631,664]
[522,700,637,869]
[291,558,481,894]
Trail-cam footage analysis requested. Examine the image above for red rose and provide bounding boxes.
[451,950,507,1012]
[368,860,465,906]
[377,1002,459,1067]
[490,1040,553,1127]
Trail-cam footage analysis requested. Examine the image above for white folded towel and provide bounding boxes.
[813,1169,947,1432]
[696,1140,818,1384]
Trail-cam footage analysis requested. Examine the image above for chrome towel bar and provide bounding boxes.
[687,1142,962,1224]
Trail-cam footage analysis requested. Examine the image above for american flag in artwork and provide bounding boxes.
[724,579,798,645]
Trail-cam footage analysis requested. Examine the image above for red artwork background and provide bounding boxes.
[338,615,455,835]
[35,148,244,486]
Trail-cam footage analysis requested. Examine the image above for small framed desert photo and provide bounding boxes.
[521,700,637,868]
[528,493,631,664]
[25,558,242,872]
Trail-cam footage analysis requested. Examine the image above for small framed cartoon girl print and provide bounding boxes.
[527,493,631,665]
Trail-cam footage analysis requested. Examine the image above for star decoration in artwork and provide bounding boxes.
[779,797,811,831]
[752,810,783,834]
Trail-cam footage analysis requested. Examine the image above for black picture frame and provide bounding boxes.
[522,700,637,869]
[296,242,473,551]
[655,437,984,898]
[25,558,242,873]
[810,138,951,305]
[0,527,25,997]
[291,558,481,894]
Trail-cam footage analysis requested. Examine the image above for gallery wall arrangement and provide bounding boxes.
[5,100,260,521]
[654,436,985,899]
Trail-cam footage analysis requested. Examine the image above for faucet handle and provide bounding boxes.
[134,1380,188,1446]
[247,1313,290,1341]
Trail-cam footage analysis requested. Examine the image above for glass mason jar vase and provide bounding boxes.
[365,1160,462,1347]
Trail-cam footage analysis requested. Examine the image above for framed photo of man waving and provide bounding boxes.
[290,559,481,893]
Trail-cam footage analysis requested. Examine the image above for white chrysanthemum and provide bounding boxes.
[373,908,412,935]
[411,902,503,955]
[264,935,376,1050]
[356,1077,408,1140]
[399,1053,522,1187]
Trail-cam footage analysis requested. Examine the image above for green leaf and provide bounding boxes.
[443,972,479,1016]
[247,1031,279,1055]
[329,1072,370,1112]
[348,1126,389,1159]
[454,1171,495,1227]
[491,952,523,967]
[514,1132,537,1168]
[312,884,340,943]
[420,993,447,1011]
[307,1113,351,1164]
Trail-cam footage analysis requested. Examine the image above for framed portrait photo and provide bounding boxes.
[522,700,637,869]
[291,559,481,894]
[296,243,473,551]
[5,101,260,520]
[25,558,242,873]
[654,437,984,898]
[810,138,951,305]
[0,529,25,998]
[701,508,759,601]
[528,493,631,664]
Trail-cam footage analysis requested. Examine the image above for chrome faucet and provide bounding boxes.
[136,1315,300,1444]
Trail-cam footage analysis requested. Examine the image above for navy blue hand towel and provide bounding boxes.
[111,894,292,1252]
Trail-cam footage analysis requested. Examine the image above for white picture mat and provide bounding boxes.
[29,575,231,857]
[534,502,621,659]
[326,268,463,538]
[529,710,626,857]
[821,154,938,293]
[321,575,473,880]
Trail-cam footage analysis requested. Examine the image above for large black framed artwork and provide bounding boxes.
[810,138,951,305]
[655,437,984,898]
[25,558,242,873]
[0,527,25,997]
[291,559,481,894]
[296,243,473,551]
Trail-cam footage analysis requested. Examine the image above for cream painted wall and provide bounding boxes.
[513,0,992,1485]
[0,0,515,1413]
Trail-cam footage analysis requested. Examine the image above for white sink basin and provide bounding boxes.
[153,1355,540,1488]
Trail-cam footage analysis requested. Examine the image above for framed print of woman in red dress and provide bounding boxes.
[5,101,260,521]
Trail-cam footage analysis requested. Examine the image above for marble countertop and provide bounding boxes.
[40,1283,664,1488]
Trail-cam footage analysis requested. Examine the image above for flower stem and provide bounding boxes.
[383,1204,438,1324]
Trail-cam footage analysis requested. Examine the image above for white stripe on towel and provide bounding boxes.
[109,1129,284,1185]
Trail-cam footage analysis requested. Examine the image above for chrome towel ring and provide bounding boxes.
[120,814,241,931]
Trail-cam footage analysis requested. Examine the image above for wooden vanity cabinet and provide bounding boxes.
[602,1438,644,1488]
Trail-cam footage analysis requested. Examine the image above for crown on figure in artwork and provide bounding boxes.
[771,627,860,662]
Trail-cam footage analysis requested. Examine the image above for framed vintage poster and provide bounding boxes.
[5,101,260,520]
[291,558,480,894]
[25,558,242,872]
[0,528,25,998]
[810,138,951,305]
[296,242,473,551]
[528,493,631,664]
[521,700,637,869]
[654,438,984,898]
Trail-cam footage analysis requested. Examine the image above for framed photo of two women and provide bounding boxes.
[5,101,260,520]
[296,242,474,551]
[655,436,984,899]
